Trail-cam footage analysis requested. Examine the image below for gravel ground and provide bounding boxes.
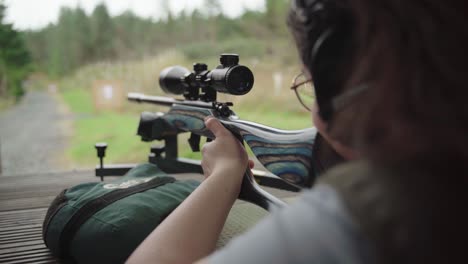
[0,90,71,176]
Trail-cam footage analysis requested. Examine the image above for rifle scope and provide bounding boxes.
[159,54,254,100]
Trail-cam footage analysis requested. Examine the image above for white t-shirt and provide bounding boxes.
[209,184,375,264]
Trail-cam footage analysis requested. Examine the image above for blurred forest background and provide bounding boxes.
[0,0,311,168]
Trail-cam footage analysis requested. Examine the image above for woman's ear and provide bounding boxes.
[312,102,360,160]
[311,102,328,137]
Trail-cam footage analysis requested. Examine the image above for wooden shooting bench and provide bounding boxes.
[0,170,296,264]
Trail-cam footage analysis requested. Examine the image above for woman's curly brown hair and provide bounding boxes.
[288,0,468,167]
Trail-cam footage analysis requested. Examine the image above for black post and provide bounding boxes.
[164,135,178,159]
[95,143,108,181]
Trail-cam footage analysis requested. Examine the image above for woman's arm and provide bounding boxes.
[126,117,249,264]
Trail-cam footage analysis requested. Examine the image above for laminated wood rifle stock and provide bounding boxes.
[128,93,319,210]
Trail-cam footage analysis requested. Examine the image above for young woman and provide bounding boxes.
[127,0,468,263]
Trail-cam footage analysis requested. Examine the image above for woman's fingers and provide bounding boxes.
[249,160,255,169]
[205,116,229,138]
[200,116,250,179]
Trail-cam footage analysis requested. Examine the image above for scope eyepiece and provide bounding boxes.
[209,63,254,95]
[158,54,254,101]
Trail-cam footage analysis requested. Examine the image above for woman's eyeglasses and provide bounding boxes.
[290,72,314,111]
[291,72,370,113]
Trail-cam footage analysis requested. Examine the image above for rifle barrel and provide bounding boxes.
[127,93,213,109]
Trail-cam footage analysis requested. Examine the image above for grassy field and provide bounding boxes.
[58,50,312,167]
[60,88,152,165]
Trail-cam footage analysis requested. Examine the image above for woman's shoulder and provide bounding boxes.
[209,163,376,264]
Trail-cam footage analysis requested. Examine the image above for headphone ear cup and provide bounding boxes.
[311,24,353,121]
[311,28,337,121]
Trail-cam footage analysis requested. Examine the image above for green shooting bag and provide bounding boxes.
[42,163,200,264]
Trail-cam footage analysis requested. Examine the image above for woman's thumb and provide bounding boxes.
[205,117,228,138]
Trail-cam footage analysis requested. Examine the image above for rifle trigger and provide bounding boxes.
[188,133,201,152]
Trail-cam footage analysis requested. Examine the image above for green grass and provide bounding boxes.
[61,88,94,114]
[69,111,153,165]
[61,88,206,165]
[61,88,151,165]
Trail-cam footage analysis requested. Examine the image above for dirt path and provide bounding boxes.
[0,90,72,176]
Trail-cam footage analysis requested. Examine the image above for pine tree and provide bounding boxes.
[265,0,289,35]
[0,1,31,98]
[90,3,116,61]
[72,6,92,66]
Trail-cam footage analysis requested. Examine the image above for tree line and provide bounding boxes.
[0,1,31,98]
[0,0,291,98]
[24,0,291,77]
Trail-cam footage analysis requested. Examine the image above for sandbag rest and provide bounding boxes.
[42,163,199,264]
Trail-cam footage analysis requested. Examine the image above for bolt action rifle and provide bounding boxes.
[96,54,341,211]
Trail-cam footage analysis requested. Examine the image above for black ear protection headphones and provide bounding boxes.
[292,0,355,121]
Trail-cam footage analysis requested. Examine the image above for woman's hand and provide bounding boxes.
[127,117,253,264]
[201,116,250,179]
